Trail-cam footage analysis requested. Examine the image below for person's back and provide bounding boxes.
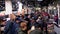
[29,29,42,34]
[4,20,14,34]
[48,31,57,34]
[16,28,26,34]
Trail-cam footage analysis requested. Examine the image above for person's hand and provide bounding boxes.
[28,30,32,34]
[1,26,5,31]
[31,26,35,30]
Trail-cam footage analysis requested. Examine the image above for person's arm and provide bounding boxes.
[28,30,32,34]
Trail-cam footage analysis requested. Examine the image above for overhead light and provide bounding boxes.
[58,25,60,27]
[17,1,20,4]
[53,7,56,9]
[53,2,54,4]
[18,2,22,14]
[37,0,43,1]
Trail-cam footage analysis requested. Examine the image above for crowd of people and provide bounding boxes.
[0,10,58,34]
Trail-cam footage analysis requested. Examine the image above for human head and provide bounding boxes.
[15,17,21,23]
[9,14,16,21]
[20,21,28,31]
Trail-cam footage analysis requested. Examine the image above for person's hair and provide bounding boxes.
[9,14,16,21]
[19,21,28,30]
[19,21,28,27]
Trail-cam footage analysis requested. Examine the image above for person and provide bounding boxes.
[16,21,28,34]
[29,18,38,29]
[36,16,43,28]
[4,14,16,34]
[1,18,6,34]
[24,14,32,30]
[54,14,58,24]
[47,23,57,34]
[28,23,42,34]
[14,17,22,28]
[11,17,22,34]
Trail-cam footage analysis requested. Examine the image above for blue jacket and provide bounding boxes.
[4,20,19,34]
[4,20,13,34]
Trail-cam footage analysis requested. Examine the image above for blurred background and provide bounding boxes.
[0,0,60,34]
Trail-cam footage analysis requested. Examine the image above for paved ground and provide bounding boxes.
[54,25,60,34]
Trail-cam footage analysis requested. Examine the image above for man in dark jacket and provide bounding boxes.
[4,14,17,34]
[4,20,14,34]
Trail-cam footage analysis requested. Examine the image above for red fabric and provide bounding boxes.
[54,16,58,20]
[42,12,49,16]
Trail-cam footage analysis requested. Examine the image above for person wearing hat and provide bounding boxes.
[14,17,23,30]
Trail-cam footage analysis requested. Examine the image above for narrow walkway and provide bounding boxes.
[54,26,60,34]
